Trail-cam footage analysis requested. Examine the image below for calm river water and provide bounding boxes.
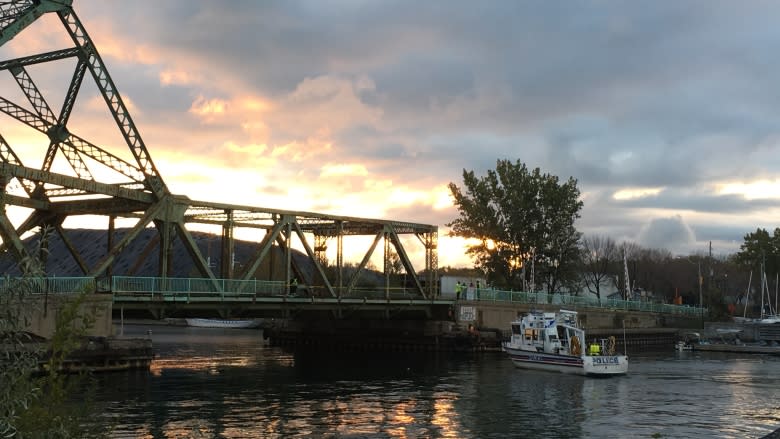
[92,325,780,438]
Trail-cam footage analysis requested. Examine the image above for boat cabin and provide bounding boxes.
[509,310,585,356]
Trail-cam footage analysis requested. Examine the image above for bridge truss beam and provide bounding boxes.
[0,1,439,299]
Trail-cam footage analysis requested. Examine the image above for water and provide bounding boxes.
[92,325,780,438]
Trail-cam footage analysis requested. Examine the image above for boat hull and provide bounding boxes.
[504,345,627,376]
[675,342,693,352]
[581,354,629,376]
[185,318,261,329]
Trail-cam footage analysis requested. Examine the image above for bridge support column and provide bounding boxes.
[221,209,234,279]
[149,307,165,320]
[20,294,114,339]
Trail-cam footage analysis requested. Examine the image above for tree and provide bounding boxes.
[385,247,405,288]
[580,235,618,301]
[735,228,780,277]
[447,159,583,292]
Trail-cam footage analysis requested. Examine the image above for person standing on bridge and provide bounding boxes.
[289,277,298,296]
[455,281,462,300]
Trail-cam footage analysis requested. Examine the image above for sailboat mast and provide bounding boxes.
[775,273,778,316]
[623,249,630,301]
[530,248,535,292]
[760,273,765,319]
[760,260,766,319]
[743,271,752,319]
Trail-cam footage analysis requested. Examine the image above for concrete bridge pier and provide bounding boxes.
[22,294,114,339]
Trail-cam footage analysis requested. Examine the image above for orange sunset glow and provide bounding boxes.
[2,1,780,269]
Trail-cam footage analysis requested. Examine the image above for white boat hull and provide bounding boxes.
[581,354,629,376]
[504,345,628,376]
[675,342,693,352]
[185,318,261,329]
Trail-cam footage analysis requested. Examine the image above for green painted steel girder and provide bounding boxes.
[0,1,72,47]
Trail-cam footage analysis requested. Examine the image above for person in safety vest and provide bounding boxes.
[455,281,462,300]
[588,342,601,356]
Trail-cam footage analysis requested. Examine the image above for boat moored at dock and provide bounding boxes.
[185,318,262,329]
[503,310,628,376]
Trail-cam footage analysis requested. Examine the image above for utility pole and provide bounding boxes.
[707,240,712,312]
[698,261,703,326]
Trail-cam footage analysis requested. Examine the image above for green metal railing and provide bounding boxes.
[0,275,704,316]
[468,289,704,317]
[111,276,289,303]
[0,276,95,294]
[112,276,287,295]
[111,279,433,303]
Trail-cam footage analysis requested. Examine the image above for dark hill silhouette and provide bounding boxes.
[0,228,308,280]
[0,228,386,288]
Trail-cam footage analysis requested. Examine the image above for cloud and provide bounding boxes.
[159,69,200,87]
[189,96,228,120]
[9,1,780,268]
[612,189,779,214]
[637,215,696,254]
[320,163,368,178]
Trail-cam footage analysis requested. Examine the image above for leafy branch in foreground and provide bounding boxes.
[0,227,109,438]
[12,289,107,439]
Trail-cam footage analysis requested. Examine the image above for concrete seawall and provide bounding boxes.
[11,294,151,373]
[456,300,702,332]
[19,294,115,339]
[266,301,700,351]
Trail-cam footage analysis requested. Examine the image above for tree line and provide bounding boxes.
[448,159,775,318]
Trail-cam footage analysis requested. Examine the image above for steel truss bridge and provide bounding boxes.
[0,1,439,301]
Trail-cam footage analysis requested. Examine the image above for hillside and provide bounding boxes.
[0,228,310,280]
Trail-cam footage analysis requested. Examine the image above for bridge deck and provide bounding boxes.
[1,276,704,317]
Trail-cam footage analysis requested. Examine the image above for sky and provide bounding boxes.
[2,1,780,267]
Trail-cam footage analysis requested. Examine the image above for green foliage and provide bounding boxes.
[735,228,780,277]
[448,159,583,292]
[0,227,109,438]
[438,266,483,278]
[0,279,43,438]
[1,286,108,438]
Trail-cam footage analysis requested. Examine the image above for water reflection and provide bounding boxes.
[91,326,780,438]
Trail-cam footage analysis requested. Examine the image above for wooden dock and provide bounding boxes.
[692,343,780,355]
[37,336,154,373]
